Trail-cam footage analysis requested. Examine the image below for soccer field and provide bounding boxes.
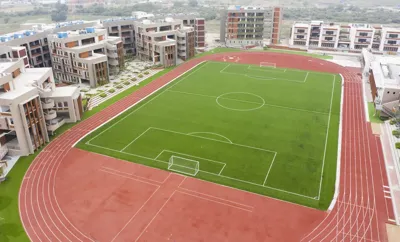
[78,61,342,209]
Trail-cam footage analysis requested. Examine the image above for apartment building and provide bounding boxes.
[176,16,206,49]
[0,20,97,68]
[0,46,82,156]
[220,5,283,47]
[102,17,136,55]
[134,18,195,67]
[290,21,400,53]
[48,27,124,87]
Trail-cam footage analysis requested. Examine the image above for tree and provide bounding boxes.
[189,0,198,7]
[51,0,68,22]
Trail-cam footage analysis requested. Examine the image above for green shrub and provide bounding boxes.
[108,89,115,93]
[96,89,104,93]
[113,81,120,85]
[390,119,397,125]
[144,71,149,75]
[116,85,123,89]
[124,81,130,85]
[138,74,143,78]
[99,93,107,98]
[396,142,400,149]
[131,78,137,82]
[81,89,89,92]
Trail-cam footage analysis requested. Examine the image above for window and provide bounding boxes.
[326,31,334,35]
[325,37,333,41]
[389,34,398,38]
[359,32,368,37]
[388,40,397,45]
[297,29,305,33]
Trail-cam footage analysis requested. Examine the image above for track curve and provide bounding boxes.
[19,52,391,241]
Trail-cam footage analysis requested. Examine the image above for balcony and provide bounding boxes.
[47,117,65,132]
[0,73,12,84]
[44,110,57,120]
[41,99,54,109]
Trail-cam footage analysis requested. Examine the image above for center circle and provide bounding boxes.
[216,92,265,111]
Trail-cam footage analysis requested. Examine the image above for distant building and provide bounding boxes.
[0,20,98,68]
[290,21,400,53]
[220,5,283,47]
[0,46,82,156]
[363,49,400,117]
[134,18,195,67]
[48,27,124,87]
[176,16,206,49]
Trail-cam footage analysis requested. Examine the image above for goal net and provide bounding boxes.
[168,156,199,176]
[260,62,276,68]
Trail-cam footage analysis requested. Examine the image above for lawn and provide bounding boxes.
[0,67,174,242]
[78,61,342,209]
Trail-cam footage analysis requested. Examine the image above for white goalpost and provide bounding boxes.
[260,62,276,68]
[168,156,200,176]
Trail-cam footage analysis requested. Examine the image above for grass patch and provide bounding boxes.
[368,102,384,123]
[138,74,144,78]
[123,81,130,85]
[99,93,107,98]
[108,89,115,93]
[396,143,400,149]
[78,61,341,210]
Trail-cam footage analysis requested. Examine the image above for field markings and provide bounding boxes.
[187,132,233,144]
[86,61,210,146]
[83,61,338,202]
[120,127,152,152]
[86,140,317,200]
[317,74,337,200]
[262,152,278,186]
[167,89,330,115]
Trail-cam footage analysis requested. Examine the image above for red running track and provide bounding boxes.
[18,52,393,241]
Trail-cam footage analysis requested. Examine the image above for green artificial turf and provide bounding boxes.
[0,67,174,242]
[78,61,342,209]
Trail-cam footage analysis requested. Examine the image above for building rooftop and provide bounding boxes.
[371,56,400,89]
[49,86,78,98]
[0,60,16,73]
[13,68,51,89]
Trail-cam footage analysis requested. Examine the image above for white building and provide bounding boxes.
[0,46,82,156]
[290,21,400,53]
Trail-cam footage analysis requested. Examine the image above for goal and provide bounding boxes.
[168,156,200,176]
[260,62,276,68]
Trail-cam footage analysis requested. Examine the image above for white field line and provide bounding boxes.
[100,166,163,184]
[150,126,277,154]
[249,65,286,72]
[177,186,254,210]
[187,132,233,144]
[361,73,370,122]
[99,169,160,187]
[111,187,161,242]
[328,74,344,211]
[177,190,253,212]
[82,61,209,147]
[120,127,152,152]
[156,149,226,175]
[86,141,315,199]
[262,152,278,186]
[303,72,310,82]
[167,89,330,115]
[317,74,337,200]
[219,63,231,73]
[168,164,199,176]
[134,190,177,242]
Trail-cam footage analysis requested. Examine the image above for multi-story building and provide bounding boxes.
[48,27,124,87]
[102,17,136,55]
[220,5,283,47]
[290,21,400,53]
[134,18,195,67]
[0,46,82,156]
[0,20,97,68]
[177,16,206,49]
